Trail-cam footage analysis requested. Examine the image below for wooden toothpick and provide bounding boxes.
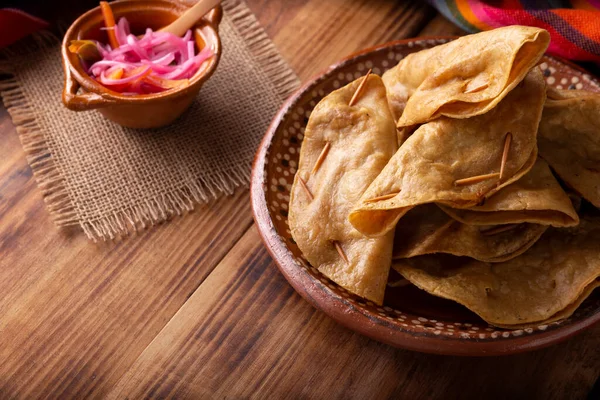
[499,132,512,182]
[298,176,314,200]
[311,142,331,175]
[348,69,372,107]
[480,224,519,236]
[363,192,400,203]
[454,172,500,187]
[333,241,349,264]
[464,82,489,94]
[387,279,410,288]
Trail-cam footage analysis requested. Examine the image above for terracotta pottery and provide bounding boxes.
[250,37,600,356]
[61,0,222,128]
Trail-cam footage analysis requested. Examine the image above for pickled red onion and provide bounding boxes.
[84,16,212,94]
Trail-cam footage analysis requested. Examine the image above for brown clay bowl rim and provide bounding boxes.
[61,0,222,104]
[250,36,600,356]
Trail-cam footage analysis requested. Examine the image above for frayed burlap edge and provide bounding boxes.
[0,1,299,241]
[0,31,80,230]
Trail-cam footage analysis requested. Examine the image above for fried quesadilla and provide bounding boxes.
[382,26,549,127]
[350,69,545,237]
[538,89,600,208]
[393,217,600,327]
[393,204,546,263]
[288,75,397,305]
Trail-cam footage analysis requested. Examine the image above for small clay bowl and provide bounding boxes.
[251,37,600,356]
[61,0,222,129]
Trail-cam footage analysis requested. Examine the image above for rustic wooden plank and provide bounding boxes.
[247,0,435,80]
[244,0,310,37]
[107,227,600,399]
[0,109,254,398]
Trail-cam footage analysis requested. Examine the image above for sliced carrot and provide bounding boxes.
[107,68,124,79]
[144,75,190,89]
[120,67,154,93]
[124,66,152,78]
[100,1,119,49]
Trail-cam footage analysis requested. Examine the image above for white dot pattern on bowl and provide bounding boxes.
[263,40,600,341]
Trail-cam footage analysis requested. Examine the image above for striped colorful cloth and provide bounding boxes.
[429,1,600,63]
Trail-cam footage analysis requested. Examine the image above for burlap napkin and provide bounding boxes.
[0,0,299,241]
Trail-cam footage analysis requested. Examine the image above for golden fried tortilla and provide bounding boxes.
[393,217,600,327]
[538,89,600,208]
[288,75,397,305]
[492,279,600,329]
[349,68,545,237]
[393,204,546,263]
[382,26,549,126]
[440,158,579,227]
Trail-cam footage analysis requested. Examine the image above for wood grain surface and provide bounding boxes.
[0,1,598,398]
[107,227,600,399]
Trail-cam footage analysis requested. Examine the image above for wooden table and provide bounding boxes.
[1,1,598,398]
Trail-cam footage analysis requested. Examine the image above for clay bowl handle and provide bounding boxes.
[62,62,116,111]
